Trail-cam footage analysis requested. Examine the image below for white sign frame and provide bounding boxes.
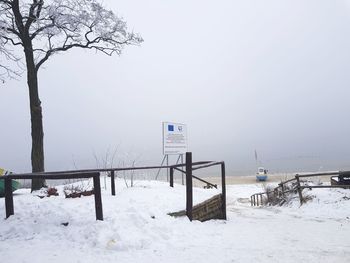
[162,122,188,155]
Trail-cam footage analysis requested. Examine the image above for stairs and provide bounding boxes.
[169,194,225,222]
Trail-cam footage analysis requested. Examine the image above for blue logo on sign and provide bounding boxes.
[168,125,174,131]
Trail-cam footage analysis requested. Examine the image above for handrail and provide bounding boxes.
[0,161,215,179]
[0,171,97,180]
[192,175,217,189]
[295,171,339,178]
[171,167,217,188]
[192,161,223,171]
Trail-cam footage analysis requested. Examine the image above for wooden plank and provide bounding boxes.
[186,152,193,221]
[169,194,224,222]
[280,183,285,198]
[300,185,350,189]
[93,174,103,221]
[221,162,227,220]
[4,178,14,219]
[295,175,304,205]
[296,171,339,178]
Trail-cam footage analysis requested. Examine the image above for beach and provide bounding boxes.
[176,173,334,188]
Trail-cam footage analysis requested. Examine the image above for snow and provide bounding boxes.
[0,178,349,263]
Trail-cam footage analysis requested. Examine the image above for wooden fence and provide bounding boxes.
[251,171,350,206]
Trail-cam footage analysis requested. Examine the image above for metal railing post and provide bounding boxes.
[5,178,14,218]
[186,152,193,221]
[170,167,174,187]
[111,170,116,196]
[93,174,103,220]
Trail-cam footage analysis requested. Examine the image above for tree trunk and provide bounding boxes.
[10,0,46,191]
[24,40,46,191]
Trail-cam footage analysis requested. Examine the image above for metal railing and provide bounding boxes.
[1,171,103,220]
[169,152,226,221]
[1,152,226,222]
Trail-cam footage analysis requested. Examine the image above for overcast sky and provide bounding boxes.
[1,0,350,175]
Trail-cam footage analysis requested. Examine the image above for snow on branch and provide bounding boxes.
[0,0,143,74]
[0,37,22,83]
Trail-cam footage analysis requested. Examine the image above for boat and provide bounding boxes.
[256,167,268,181]
[0,168,20,197]
[254,150,268,181]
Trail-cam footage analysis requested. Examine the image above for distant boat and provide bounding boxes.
[254,150,268,181]
[0,168,20,197]
[256,167,268,181]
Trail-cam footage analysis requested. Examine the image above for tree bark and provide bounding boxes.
[23,38,46,191]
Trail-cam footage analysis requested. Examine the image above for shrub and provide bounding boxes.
[63,180,94,198]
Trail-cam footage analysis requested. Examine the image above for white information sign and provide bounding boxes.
[162,122,188,155]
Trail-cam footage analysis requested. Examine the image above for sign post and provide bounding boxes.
[156,122,188,182]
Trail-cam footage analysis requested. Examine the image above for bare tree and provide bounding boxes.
[0,0,143,190]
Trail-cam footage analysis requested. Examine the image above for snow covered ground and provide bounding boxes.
[0,178,349,263]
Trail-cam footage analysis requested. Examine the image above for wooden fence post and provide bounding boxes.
[186,152,193,221]
[111,170,116,196]
[93,174,104,221]
[295,175,303,205]
[5,178,14,219]
[280,183,285,198]
[170,167,174,187]
[221,162,227,220]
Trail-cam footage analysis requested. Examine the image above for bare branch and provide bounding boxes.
[0,63,20,83]
[0,37,22,83]
[25,0,44,31]
[1,0,143,76]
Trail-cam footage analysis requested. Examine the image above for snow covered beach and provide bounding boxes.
[1,178,349,263]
